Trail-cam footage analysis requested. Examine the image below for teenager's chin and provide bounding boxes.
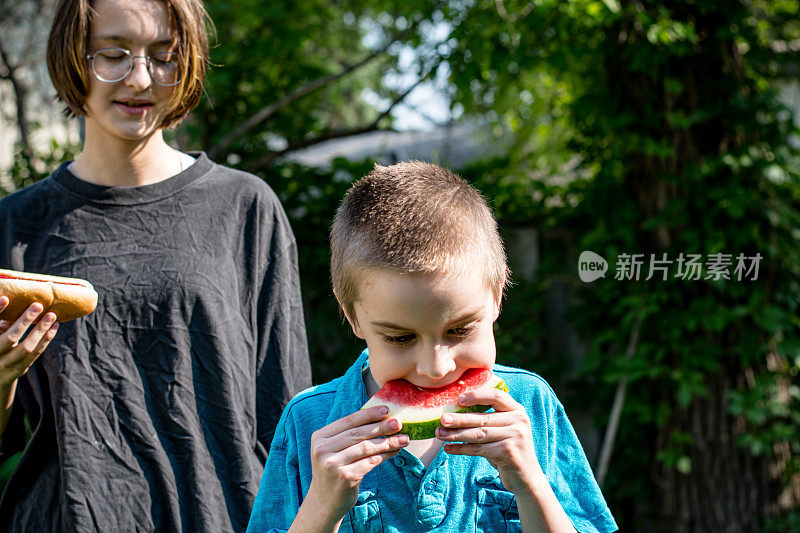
[110,125,162,143]
[111,114,164,138]
[85,120,162,145]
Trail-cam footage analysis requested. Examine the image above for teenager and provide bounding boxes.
[0,0,311,530]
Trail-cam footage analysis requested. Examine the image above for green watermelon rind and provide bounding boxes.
[365,376,510,441]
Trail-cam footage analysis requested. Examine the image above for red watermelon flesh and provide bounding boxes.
[372,368,493,408]
[362,368,508,440]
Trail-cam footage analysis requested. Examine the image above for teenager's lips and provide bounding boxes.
[113,99,154,116]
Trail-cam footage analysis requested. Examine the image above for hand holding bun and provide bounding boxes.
[0,269,98,322]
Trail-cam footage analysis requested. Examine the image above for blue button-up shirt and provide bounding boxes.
[247,350,617,532]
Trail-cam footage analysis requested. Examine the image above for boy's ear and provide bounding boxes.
[334,289,365,339]
[343,309,365,339]
[348,316,365,339]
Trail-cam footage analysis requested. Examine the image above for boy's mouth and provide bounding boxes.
[405,369,479,391]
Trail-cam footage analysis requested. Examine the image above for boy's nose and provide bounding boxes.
[417,344,456,380]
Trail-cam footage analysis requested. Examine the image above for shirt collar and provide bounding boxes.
[325,348,371,426]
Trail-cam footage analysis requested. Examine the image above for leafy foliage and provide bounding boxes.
[2,0,800,528]
[440,0,800,528]
[186,0,457,166]
[3,139,80,195]
[259,158,372,380]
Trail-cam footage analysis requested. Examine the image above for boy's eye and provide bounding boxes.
[381,334,415,346]
[449,325,474,337]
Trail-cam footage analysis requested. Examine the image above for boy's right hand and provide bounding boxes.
[0,297,59,389]
[305,405,409,525]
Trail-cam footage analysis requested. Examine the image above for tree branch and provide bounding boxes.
[596,313,643,488]
[248,125,395,171]
[0,38,33,162]
[207,20,422,161]
[494,0,534,23]
[247,52,444,171]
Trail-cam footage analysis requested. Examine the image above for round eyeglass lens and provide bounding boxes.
[92,48,132,83]
[90,48,180,86]
[149,52,180,86]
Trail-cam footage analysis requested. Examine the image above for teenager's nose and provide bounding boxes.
[125,58,153,91]
[417,344,456,380]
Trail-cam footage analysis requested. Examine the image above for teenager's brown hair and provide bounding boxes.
[46,0,212,128]
[330,161,510,320]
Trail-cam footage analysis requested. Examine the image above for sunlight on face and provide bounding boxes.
[83,0,177,145]
[347,265,500,389]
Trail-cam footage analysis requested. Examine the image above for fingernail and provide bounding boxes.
[30,303,43,314]
[459,394,467,403]
[441,414,453,425]
[398,435,409,445]
[379,405,389,415]
[388,418,400,431]
[41,314,55,325]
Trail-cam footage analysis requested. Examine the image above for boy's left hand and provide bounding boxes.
[435,388,543,494]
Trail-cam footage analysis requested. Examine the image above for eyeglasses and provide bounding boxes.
[86,47,181,87]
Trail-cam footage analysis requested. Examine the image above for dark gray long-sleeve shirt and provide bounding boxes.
[0,153,311,532]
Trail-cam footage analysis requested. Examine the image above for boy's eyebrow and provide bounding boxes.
[370,320,407,330]
[370,309,484,330]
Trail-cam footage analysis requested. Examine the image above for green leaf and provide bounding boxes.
[601,0,621,14]
[676,456,692,474]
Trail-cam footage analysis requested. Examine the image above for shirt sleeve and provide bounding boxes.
[246,413,303,532]
[547,400,618,533]
[254,203,312,454]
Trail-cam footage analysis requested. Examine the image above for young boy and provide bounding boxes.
[247,162,617,532]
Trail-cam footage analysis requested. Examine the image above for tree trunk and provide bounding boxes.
[655,372,772,532]
[610,3,800,528]
[0,40,34,162]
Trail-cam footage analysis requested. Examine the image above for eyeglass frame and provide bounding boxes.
[85,46,182,87]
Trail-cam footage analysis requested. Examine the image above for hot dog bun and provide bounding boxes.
[0,269,98,322]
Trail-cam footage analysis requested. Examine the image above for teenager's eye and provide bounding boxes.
[151,52,178,66]
[381,334,415,346]
[98,50,127,61]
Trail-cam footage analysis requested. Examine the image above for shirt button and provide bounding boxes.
[394,457,405,466]
[424,481,436,493]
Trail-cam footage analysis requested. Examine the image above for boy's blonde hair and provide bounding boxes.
[46,0,212,128]
[330,161,509,320]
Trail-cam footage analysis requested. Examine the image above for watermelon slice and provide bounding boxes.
[362,368,509,440]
